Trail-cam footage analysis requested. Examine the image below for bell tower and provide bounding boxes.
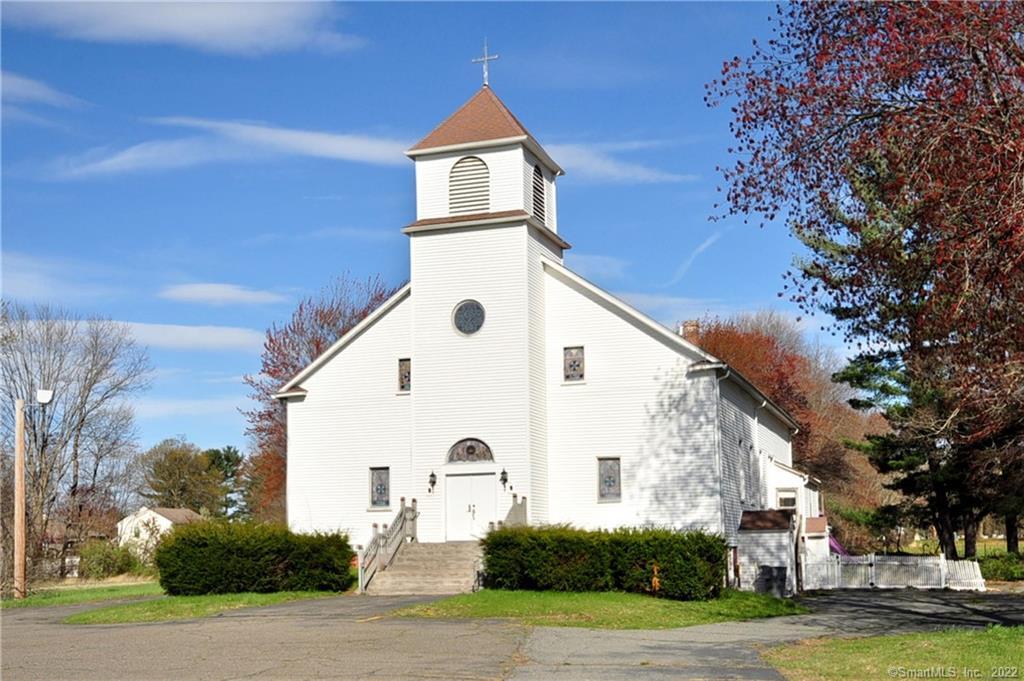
[403,85,564,235]
[402,83,568,539]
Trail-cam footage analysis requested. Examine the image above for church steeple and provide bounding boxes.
[405,87,563,234]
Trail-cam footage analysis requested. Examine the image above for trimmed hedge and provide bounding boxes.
[155,521,355,595]
[481,526,726,600]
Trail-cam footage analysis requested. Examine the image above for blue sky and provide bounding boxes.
[2,2,824,452]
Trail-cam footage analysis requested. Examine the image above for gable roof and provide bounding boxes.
[150,507,202,524]
[410,86,534,152]
[275,284,412,396]
[406,87,564,175]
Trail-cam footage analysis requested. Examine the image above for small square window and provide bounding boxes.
[370,467,390,508]
[598,457,621,501]
[776,489,798,509]
[398,358,411,392]
[564,346,584,382]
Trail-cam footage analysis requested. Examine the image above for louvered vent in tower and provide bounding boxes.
[449,156,490,215]
[531,165,546,224]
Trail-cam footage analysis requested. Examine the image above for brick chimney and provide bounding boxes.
[679,319,701,343]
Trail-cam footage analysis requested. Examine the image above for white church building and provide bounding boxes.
[277,85,827,592]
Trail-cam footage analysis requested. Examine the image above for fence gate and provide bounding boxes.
[802,553,985,591]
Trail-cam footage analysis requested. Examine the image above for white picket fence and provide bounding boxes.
[803,553,985,591]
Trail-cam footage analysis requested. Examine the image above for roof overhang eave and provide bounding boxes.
[405,135,564,176]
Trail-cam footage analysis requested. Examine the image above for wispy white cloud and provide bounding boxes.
[4,3,363,56]
[2,104,64,129]
[663,231,723,286]
[548,142,697,184]
[159,283,288,306]
[133,396,247,419]
[124,322,264,353]
[154,117,408,165]
[565,253,630,281]
[53,118,409,178]
[54,136,257,178]
[2,71,85,108]
[1,251,120,303]
[616,292,724,328]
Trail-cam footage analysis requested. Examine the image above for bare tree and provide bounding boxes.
[0,302,150,585]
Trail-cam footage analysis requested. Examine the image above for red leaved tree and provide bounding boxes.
[707,2,1024,551]
[706,2,1024,445]
[688,312,890,550]
[242,274,400,520]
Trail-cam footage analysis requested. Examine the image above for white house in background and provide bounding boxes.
[117,506,202,552]
[277,85,827,590]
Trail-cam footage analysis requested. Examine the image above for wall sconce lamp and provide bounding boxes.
[428,471,437,493]
[500,468,508,490]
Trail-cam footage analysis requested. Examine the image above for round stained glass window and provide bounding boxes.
[453,300,485,335]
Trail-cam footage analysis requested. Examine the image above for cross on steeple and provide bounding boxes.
[471,39,499,86]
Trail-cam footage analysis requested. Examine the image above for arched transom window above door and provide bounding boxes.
[449,156,490,215]
[448,438,493,463]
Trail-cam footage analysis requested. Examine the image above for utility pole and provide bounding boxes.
[14,398,26,599]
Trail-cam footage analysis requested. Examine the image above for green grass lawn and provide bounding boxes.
[0,581,164,609]
[64,590,339,625]
[764,626,1024,680]
[396,589,806,629]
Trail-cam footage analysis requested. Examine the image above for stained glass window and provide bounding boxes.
[370,467,390,507]
[598,458,621,501]
[564,346,584,382]
[448,439,493,462]
[453,300,485,334]
[398,358,411,392]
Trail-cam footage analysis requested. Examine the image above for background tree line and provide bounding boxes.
[1,302,251,588]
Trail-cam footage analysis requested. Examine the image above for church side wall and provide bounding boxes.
[286,295,413,548]
[719,380,765,545]
[415,146,525,220]
[410,226,532,542]
[757,411,792,467]
[543,270,723,534]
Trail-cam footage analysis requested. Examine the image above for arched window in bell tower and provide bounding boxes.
[532,164,546,224]
[449,156,490,215]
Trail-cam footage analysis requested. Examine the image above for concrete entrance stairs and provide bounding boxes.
[366,541,481,595]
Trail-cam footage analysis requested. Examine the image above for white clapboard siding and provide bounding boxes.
[544,266,722,534]
[409,224,533,542]
[286,293,413,548]
[415,146,527,220]
[758,411,792,467]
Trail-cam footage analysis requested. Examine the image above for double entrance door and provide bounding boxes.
[445,472,497,541]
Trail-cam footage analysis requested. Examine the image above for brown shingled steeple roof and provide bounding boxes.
[409,86,539,152]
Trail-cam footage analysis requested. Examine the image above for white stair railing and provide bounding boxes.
[357,497,418,593]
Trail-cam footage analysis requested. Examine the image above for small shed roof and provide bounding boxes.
[739,509,794,532]
[150,507,202,524]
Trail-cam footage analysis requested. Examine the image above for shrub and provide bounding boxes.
[978,553,1024,581]
[610,528,726,600]
[155,521,355,595]
[79,540,142,579]
[481,526,726,601]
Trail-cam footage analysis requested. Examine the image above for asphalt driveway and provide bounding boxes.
[2,589,1021,680]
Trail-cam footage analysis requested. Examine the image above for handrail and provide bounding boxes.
[358,497,418,592]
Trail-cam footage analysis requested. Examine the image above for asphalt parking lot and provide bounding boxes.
[3,589,1022,680]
